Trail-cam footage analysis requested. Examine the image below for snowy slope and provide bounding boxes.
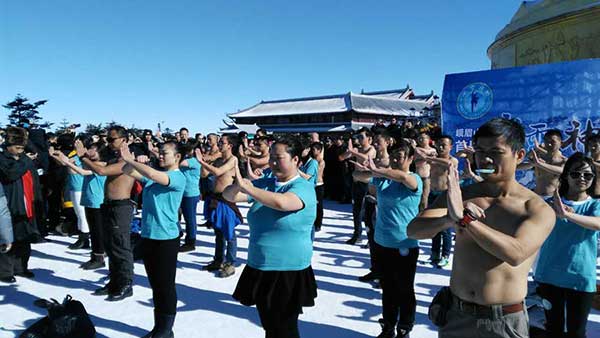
[0,200,599,337]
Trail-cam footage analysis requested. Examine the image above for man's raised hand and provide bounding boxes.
[74,140,87,158]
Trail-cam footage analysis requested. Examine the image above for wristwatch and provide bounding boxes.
[458,208,477,229]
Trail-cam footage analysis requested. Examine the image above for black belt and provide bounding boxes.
[102,199,132,206]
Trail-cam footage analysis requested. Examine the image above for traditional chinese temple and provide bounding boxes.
[223,86,439,134]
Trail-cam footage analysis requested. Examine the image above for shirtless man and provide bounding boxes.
[199,133,221,226]
[422,135,458,268]
[408,118,555,337]
[76,126,136,301]
[415,132,437,211]
[518,129,566,197]
[339,128,377,244]
[246,137,270,171]
[197,134,243,278]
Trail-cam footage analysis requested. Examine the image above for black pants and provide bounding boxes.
[256,303,300,338]
[538,282,595,338]
[85,207,104,255]
[351,181,368,238]
[314,185,324,230]
[142,237,179,315]
[364,198,380,274]
[101,201,134,287]
[0,241,31,278]
[200,177,211,199]
[377,243,418,332]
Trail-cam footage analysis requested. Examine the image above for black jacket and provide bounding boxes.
[0,149,41,241]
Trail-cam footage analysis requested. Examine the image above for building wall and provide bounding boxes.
[488,4,600,69]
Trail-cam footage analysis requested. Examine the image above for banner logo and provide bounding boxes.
[457,82,493,120]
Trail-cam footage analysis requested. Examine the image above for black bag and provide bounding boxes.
[428,286,453,327]
[20,295,96,338]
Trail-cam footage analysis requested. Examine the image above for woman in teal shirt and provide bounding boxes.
[56,142,106,270]
[535,152,600,338]
[353,139,422,338]
[178,141,202,252]
[121,141,186,338]
[224,136,317,338]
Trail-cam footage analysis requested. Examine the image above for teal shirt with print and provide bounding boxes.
[535,198,600,292]
[372,173,422,249]
[140,170,186,240]
[80,173,106,208]
[300,158,319,186]
[66,156,84,192]
[181,157,201,197]
[247,176,317,271]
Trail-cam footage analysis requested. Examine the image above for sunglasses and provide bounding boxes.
[568,172,595,180]
[106,137,123,143]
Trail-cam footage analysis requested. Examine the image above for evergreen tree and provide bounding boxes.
[3,94,53,128]
[85,123,104,135]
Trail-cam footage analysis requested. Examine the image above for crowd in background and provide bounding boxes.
[1,116,600,338]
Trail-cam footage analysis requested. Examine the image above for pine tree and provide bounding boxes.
[3,94,52,128]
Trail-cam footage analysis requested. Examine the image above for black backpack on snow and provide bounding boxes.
[19,295,96,338]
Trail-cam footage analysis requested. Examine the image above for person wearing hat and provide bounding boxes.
[0,127,42,283]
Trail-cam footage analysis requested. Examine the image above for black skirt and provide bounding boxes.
[233,265,317,315]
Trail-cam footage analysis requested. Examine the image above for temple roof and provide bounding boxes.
[229,91,432,119]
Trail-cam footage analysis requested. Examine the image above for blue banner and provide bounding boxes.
[442,58,600,186]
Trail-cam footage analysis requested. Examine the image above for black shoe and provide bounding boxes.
[377,319,396,338]
[178,243,195,253]
[15,270,34,278]
[0,276,16,283]
[31,235,49,244]
[93,283,113,296]
[68,233,90,250]
[397,328,410,338]
[315,226,321,232]
[200,221,212,229]
[107,283,133,301]
[202,260,223,271]
[81,257,105,270]
[151,311,175,338]
[358,271,380,282]
[345,236,358,245]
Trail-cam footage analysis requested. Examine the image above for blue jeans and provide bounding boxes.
[429,191,452,259]
[214,227,236,264]
[181,195,200,246]
[431,228,452,259]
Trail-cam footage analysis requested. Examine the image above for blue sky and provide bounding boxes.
[0,1,522,134]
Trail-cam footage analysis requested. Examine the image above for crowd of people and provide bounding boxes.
[0,116,599,338]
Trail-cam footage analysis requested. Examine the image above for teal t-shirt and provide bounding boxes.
[181,157,201,197]
[246,175,317,271]
[535,197,600,292]
[372,173,422,249]
[80,173,106,208]
[300,158,319,186]
[141,170,186,240]
[66,156,84,192]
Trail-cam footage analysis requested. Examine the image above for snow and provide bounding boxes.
[1,200,599,337]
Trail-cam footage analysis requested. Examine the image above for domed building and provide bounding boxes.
[488,0,600,69]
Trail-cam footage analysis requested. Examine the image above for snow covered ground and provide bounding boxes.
[1,200,599,337]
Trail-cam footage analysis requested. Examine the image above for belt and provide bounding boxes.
[102,199,132,206]
[452,294,524,317]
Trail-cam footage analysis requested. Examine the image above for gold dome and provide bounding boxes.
[488,0,600,69]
